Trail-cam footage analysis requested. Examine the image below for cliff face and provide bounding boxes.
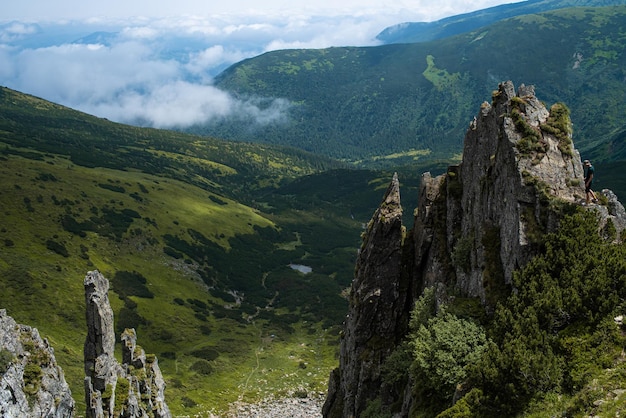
[84,270,171,418]
[416,82,587,304]
[323,174,413,417]
[0,309,75,417]
[323,81,626,417]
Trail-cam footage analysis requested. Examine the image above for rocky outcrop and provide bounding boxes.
[323,173,413,418]
[323,81,626,417]
[415,82,626,305]
[0,309,75,417]
[597,188,626,242]
[84,270,171,418]
[447,82,586,301]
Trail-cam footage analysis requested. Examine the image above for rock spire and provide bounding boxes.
[323,173,412,417]
[84,270,171,418]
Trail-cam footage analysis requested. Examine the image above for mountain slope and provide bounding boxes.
[376,0,626,44]
[208,6,626,170]
[324,81,626,418]
[0,87,429,415]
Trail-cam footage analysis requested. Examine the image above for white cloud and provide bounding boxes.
[0,1,518,129]
[87,82,235,127]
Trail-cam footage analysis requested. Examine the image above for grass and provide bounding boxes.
[0,124,402,414]
[422,55,461,91]
[0,152,354,415]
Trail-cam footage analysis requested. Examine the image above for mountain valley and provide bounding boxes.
[1,2,626,417]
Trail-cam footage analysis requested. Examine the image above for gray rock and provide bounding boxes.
[323,173,411,417]
[0,309,75,417]
[83,270,171,418]
[600,188,626,241]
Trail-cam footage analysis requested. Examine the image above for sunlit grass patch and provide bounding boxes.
[422,55,461,90]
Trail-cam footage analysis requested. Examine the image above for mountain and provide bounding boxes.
[376,0,626,44]
[207,5,626,170]
[0,86,435,415]
[324,81,626,417]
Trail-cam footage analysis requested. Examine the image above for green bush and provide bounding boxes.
[361,398,391,418]
[46,239,69,257]
[410,309,488,403]
[114,377,129,416]
[436,388,483,418]
[190,347,220,361]
[181,396,197,408]
[451,234,473,273]
[381,342,412,389]
[190,359,213,375]
[111,271,154,299]
[23,363,42,396]
[541,102,573,157]
[469,209,626,413]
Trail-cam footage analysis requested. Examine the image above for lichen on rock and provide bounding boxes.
[0,309,75,417]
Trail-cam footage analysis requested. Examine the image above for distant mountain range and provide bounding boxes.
[201,3,626,168]
[376,0,626,44]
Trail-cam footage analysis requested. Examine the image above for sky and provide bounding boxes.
[0,0,521,128]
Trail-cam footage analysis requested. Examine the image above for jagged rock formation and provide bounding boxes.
[84,270,171,418]
[601,188,626,239]
[416,82,589,304]
[0,309,75,417]
[323,81,626,417]
[323,174,412,417]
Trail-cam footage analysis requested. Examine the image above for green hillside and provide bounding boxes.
[376,0,626,44]
[0,87,430,415]
[206,6,626,169]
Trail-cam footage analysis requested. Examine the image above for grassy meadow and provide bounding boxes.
[0,150,351,415]
[0,87,427,415]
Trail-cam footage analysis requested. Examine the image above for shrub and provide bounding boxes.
[190,359,213,375]
[114,377,129,416]
[111,271,154,299]
[361,398,391,418]
[181,396,197,408]
[23,363,42,396]
[163,246,183,259]
[511,108,545,156]
[191,347,220,361]
[541,103,573,157]
[410,309,488,403]
[115,307,147,334]
[471,209,626,413]
[451,234,473,273]
[436,388,483,418]
[98,183,126,193]
[381,342,412,390]
[46,239,69,257]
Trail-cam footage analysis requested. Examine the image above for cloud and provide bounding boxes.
[0,22,39,42]
[0,3,514,129]
[85,81,291,128]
